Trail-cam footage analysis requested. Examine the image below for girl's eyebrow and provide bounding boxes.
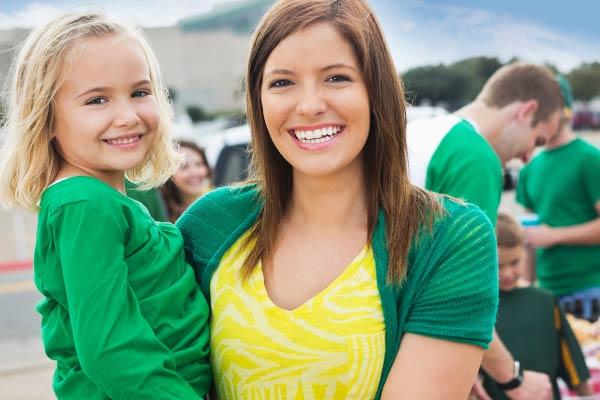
[74,80,152,100]
[74,86,108,100]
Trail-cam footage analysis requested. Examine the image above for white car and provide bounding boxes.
[187,105,449,187]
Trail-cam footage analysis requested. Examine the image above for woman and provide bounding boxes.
[178,1,498,398]
[161,140,212,221]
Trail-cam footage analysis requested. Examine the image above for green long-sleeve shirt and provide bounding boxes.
[34,176,211,399]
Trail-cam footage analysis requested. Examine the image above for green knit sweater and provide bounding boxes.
[177,185,499,399]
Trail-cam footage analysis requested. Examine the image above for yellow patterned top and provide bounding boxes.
[210,232,386,400]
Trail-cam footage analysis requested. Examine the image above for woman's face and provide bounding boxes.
[260,21,370,179]
[171,146,210,198]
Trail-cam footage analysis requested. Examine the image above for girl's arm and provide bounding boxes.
[53,201,204,400]
[381,333,483,399]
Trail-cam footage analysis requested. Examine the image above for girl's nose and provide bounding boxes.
[114,103,141,128]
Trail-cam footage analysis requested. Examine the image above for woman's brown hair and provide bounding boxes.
[161,140,212,222]
[242,0,442,282]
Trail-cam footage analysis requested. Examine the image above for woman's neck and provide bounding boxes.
[287,161,368,232]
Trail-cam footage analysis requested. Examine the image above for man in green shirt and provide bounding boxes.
[408,63,564,400]
[517,76,600,319]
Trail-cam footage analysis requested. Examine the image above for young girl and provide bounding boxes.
[161,140,213,222]
[177,0,498,399]
[0,13,211,399]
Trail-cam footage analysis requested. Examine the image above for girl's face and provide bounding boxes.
[260,22,370,179]
[171,146,210,198]
[52,33,159,186]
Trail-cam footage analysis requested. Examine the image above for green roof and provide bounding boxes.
[179,0,273,34]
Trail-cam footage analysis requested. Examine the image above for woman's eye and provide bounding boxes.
[132,89,150,98]
[86,97,107,105]
[327,75,351,83]
[269,79,293,89]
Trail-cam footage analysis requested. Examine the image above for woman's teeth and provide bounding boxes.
[293,126,343,144]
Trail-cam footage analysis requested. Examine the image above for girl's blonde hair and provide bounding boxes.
[0,13,181,211]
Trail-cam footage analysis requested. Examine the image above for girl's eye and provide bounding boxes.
[269,79,293,89]
[132,89,151,98]
[86,97,107,105]
[327,75,351,83]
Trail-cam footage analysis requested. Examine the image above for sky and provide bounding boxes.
[0,0,598,73]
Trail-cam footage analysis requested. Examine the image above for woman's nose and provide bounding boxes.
[296,87,326,117]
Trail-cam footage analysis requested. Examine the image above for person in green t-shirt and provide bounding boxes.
[482,212,591,399]
[517,76,600,320]
[408,63,564,400]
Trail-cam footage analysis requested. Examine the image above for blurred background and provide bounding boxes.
[0,0,599,398]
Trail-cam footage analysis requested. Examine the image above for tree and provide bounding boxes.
[568,63,600,102]
[167,86,178,103]
[402,56,502,110]
[186,105,211,123]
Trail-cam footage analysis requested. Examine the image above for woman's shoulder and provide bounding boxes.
[408,195,497,272]
[176,183,262,240]
[427,195,494,241]
[184,183,261,219]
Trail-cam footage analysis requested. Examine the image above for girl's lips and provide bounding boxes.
[102,134,143,149]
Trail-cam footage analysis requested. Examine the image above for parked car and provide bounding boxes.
[190,105,451,188]
[192,124,252,187]
[572,110,600,131]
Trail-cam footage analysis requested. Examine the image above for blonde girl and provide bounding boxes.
[0,13,210,399]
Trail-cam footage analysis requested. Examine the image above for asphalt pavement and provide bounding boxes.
[0,269,53,399]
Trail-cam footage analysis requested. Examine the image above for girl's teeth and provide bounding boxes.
[106,136,140,145]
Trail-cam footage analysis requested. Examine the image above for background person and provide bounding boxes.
[482,212,591,399]
[516,75,600,321]
[408,63,564,399]
[160,140,213,222]
[178,0,499,399]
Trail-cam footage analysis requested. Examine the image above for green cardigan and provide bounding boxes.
[177,185,498,399]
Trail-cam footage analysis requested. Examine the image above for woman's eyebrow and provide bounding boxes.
[264,63,356,78]
[264,68,294,78]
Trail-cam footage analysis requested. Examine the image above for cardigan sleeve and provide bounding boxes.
[403,204,499,349]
